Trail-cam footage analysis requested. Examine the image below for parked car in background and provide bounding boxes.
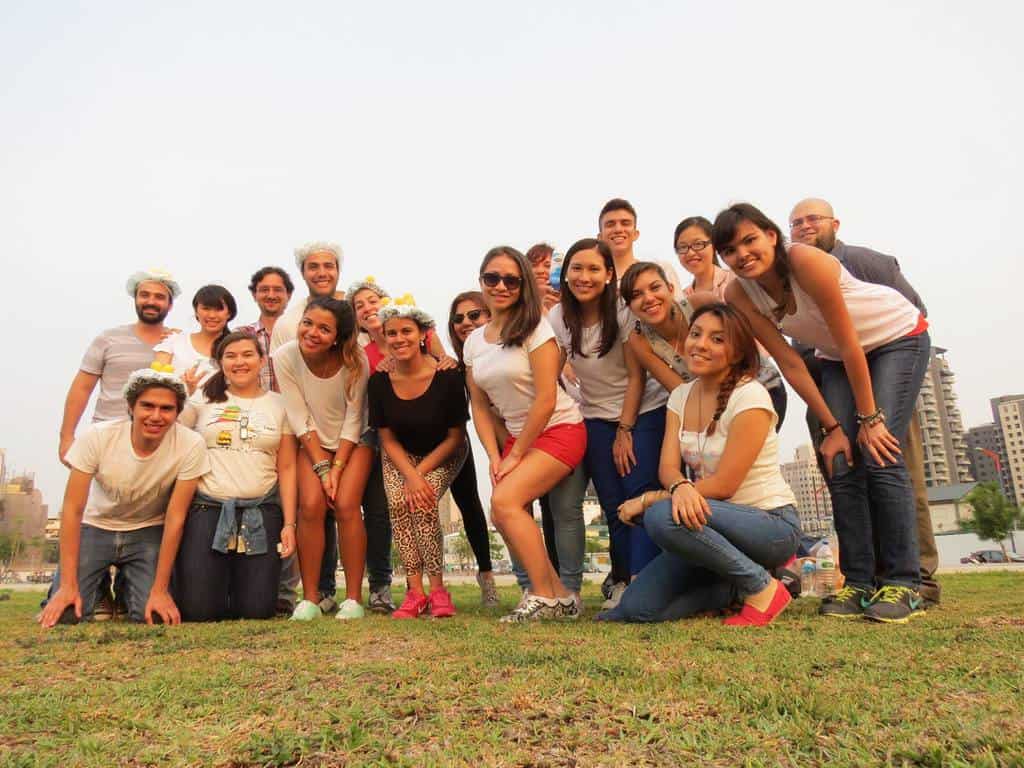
[960,549,1024,564]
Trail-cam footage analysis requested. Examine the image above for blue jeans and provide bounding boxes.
[512,461,587,593]
[821,331,930,590]
[50,524,164,623]
[600,499,800,623]
[585,407,665,580]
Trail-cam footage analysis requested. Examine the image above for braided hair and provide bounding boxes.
[689,303,760,436]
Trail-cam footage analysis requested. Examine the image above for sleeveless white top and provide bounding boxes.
[736,255,921,361]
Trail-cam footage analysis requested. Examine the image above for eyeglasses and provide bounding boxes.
[480,272,523,290]
[789,214,834,230]
[452,309,487,324]
[675,240,712,256]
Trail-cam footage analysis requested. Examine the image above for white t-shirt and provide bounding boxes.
[272,341,367,450]
[463,317,582,437]
[66,421,209,531]
[269,298,309,353]
[667,379,796,510]
[181,391,293,500]
[548,303,666,421]
[153,332,217,387]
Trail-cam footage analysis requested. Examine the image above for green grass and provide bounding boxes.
[1,573,1023,767]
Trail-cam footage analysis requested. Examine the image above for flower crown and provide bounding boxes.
[294,241,343,271]
[123,366,188,402]
[347,275,390,301]
[377,293,435,329]
[125,268,181,299]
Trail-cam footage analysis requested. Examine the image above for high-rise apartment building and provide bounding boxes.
[915,347,973,487]
[965,423,1007,491]
[991,394,1024,507]
[780,444,833,536]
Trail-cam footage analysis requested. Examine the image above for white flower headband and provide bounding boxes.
[122,367,188,403]
[347,276,390,301]
[377,293,435,329]
[294,241,343,271]
[125,268,181,299]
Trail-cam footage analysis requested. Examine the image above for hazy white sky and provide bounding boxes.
[3,1,1022,512]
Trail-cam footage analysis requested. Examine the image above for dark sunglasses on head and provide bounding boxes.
[480,272,523,290]
[452,309,487,324]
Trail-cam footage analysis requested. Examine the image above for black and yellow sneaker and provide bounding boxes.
[862,585,926,624]
[818,585,872,618]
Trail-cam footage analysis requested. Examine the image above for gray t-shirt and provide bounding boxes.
[80,325,158,422]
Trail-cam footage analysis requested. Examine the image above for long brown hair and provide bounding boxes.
[688,303,760,436]
[711,203,789,282]
[479,246,541,348]
[447,291,488,365]
[303,296,365,398]
[202,330,263,403]
[559,238,618,358]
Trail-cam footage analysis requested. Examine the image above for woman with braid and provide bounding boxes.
[715,203,930,624]
[599,303,801,626]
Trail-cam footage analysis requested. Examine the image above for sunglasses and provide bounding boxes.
[452,309,487,324]
[480,272,523,290]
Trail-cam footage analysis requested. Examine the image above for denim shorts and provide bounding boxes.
[359,427,380,450]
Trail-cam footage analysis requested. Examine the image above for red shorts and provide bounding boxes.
[502,421,586,470]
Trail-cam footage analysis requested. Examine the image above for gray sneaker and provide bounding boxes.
[601,581,626,610]
[557,594,581,621]
[499,594,561,623]
[477,571,499,607]
[368,586,396,613]
[317,594,339,614]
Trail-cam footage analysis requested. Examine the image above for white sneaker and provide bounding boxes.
[557,594,581,621]
[601,581,627,610]
[499,594,560,623]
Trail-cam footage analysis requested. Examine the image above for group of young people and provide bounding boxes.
[39,195,937,629]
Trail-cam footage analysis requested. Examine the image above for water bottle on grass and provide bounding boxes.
[800,559,817,597]
[816,541,836,597]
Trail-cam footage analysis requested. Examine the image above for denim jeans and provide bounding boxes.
[173,501,283,621]
[50,523,164,623]
[600,499,801,623]
[585,407,665,580]
[821,331,930,590]
[512,461,587,593]
[318,508,339,597]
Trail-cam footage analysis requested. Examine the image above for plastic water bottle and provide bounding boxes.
[816,540,836,597]
[549,252,564,290]
[800,559,817,597]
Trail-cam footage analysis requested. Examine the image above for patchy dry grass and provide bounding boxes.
[2,573,1023,767]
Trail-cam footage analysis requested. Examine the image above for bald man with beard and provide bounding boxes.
[788,198,940,607]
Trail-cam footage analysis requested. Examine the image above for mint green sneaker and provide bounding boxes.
[289,599,322,621]
[335,598,365,620]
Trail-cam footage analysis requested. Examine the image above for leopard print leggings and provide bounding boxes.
[381,440,468,577]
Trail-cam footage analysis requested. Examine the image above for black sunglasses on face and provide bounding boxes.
[452,309,487,324]
[480,272,523,290]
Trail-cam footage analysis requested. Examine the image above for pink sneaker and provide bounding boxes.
[392,591,429,619]
[428,588,456,618]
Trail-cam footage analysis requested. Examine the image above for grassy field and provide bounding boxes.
[1,573,1023,768]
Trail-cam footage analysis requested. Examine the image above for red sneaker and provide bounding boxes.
[392,590,429,619]
[428,588,456,618]
[723,580,792,627]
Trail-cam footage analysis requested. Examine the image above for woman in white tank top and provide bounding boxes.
[714,203,931,625]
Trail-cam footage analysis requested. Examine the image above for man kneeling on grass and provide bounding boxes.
[39,369,209,627]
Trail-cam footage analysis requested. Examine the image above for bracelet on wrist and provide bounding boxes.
[667,478,692,495]
[856,408,886,427]
[282,522,297,529]
[819,421,841,439]
[617,422,634,433]
[331,459,346,469]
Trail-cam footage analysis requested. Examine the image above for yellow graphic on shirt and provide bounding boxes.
[211,405,243,424]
